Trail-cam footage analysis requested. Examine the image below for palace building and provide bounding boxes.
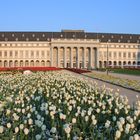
[0,30,140,69]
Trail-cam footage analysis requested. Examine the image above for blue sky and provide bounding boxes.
[0,0,140,34]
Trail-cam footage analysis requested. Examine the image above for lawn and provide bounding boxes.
[97,68,140,76]
[84,72,140,92]
[110,68,140,76]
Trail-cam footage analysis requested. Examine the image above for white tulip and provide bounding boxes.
[115,130,121,139]
[134,134,139,140]
[41,125,46,131]
[0,126,4,134]
[35,134,41,140]
[50,127,57,133]
[15,127,19,133]
[72,118,77,124]
[19,124,24,130]
[7,123,11,128]
[24,128,29,135]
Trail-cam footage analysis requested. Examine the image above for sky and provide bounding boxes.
[0,0,140,34]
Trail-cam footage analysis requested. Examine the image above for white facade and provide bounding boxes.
[0,32,140,69]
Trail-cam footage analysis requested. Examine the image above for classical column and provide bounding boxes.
[95,48,99,68]
[83,47,86,68]
[76,47,79,68]
[89,47,92,69]
[64,47,67,68]
[57,47,60,67]
[50,47,53,67]
[70,47,73,68]
[92,48,96,69]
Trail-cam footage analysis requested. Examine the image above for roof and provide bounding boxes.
[0,31,140,43]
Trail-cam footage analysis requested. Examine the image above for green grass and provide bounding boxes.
[110,69,140,76]
[97,68,140,76]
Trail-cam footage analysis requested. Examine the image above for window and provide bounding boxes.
[128,52,131,58]
[138,52,140,59]
[114,52,116,58]
[123,52,126,58]
[133,52,136,58]
[36,51,39,58]
[25,51,29,58]
[119,52,121,58]
[4,51,7,57]
[47,51,50,57]
[104,52,107,57]
[41,51,45,58]
[99,51,102,58]
[31,51,34,58]
[9,51,13,57]
[15,51,18,57]
[0,51,2,58]
[118,40,121,43]
[20,51,23,57]
[6,44,10,47]
[109,52,112,58]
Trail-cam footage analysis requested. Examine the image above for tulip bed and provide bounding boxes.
[84,72,140,92]
[0,71,140,140]
[65,68,91,74]
[0,67,61,72]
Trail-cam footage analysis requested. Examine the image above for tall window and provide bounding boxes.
[99,51,102,58]
[133,52,136,58]
[4,51,7,58]
[104,52,107,57]
[114,52,116,58]
[138,52,140,59]
[41,51,45,58]
[9,51,13,57]
[128,52,131,58]
[15,51,18,58]
[109,52,112,58]
[25,51,29,58]
[123,52,126,58]
[20,51,23,57]
[47,51,50,57]
[31,51,34,58]
[119,52,121,58]
[36,51,39,58]
[0,51,2,58]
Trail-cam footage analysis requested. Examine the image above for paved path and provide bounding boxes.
[77,73,140,106]
[92,70,140,81]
